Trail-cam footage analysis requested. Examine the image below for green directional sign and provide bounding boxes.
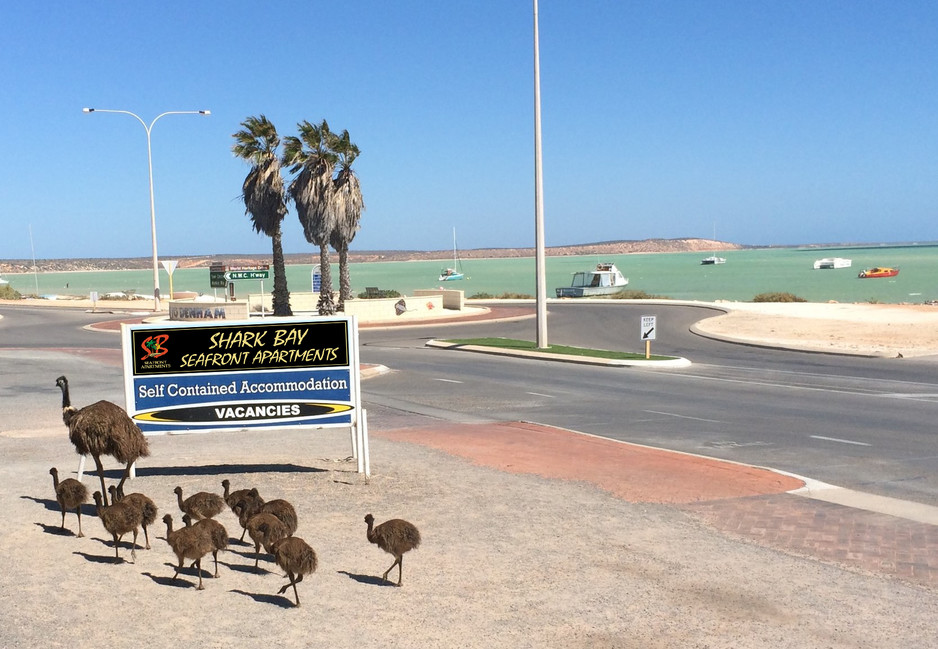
[209,271,227,288]
[226,270,269,281]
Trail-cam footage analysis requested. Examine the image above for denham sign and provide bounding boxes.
[120,316,361,436]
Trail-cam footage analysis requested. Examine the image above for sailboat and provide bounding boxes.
[438,228,465,281]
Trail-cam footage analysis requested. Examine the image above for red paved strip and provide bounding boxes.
[683,494,938,588]
[375,421,804,504]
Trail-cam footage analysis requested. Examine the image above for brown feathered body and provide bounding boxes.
[49,467,89,537]
[228,486,265,542]
[109,484,158,549]
[163,514,215,590]
[174,486,225,520]
[258,499,298,536]
[269,536,317,607]
[245,512,289,571]
[182,513,229,578]
[365,513,421,586]
[93,491,142,561]
[56,376,149,506]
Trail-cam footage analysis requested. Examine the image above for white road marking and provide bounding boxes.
[526,392,555,398]
[810,435,871,447]
[435,378,463,384]
[643,410,723,423]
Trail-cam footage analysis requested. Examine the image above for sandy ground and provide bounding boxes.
[3,419,937,649]
[693,301,938,357]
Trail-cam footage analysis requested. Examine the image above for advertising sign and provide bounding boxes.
[121,316,361,435]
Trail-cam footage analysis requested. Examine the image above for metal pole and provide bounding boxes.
[82,108,210,312]
[533,0,548,348]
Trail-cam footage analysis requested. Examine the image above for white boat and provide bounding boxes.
[439,228,465,282]
[555,263,628,297]
[700,256,726,265]
[813,257,852,269]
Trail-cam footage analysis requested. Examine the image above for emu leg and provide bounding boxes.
[112,532,121,560]
[172,558,183,582]
[130,529,138,561]
[382,557,401,584]
[277,572,302,606]
[93,455,109,506]
[397,555,404,586]
[195,558,205,590]
[75,507,84,537]
[212,550,219,577]
[141,523,150,549]
[253,542,262,571]
[115,462,133,496]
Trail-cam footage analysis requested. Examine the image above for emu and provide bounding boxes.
[49,467,89,537]
[56,375,149,506]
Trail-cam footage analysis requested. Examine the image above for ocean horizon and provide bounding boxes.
[3,244,936,305]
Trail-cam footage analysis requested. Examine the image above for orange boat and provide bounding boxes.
[858,266,899,278]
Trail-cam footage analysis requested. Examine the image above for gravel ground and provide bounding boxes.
[2,412,936,649]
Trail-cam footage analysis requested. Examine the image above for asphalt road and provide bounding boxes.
[4,302,938,509]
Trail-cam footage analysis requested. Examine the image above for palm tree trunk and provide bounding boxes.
[337,246,351,311]
[317,245,335,315]
[271,227,293,316]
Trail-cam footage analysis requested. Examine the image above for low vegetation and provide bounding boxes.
[609,289,669,300]
[469,292,534,299]
[441,337,674,361]
[358,288,401,299]
[752,292,806,303]
[0,284,21,300]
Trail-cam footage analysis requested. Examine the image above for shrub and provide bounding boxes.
[0,284,21,300]
[609,289,668,300]
[752,292,806,303]
[357,288,401,299]
[468,292,534,299]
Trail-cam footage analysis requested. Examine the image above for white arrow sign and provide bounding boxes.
[641,315,657,341]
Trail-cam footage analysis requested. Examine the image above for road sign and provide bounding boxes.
[641,315,657,341]
[225,270,269,281]
[209,270,227,288]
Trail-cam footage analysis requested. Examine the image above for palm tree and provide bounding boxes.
[330,129,364,311]
[231,115,292,316]
[283,119,338,315]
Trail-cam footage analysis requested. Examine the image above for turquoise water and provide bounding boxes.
[4,245,937,304]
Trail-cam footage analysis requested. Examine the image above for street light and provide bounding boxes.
[82,107,211,311]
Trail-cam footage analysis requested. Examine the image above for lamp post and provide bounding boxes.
[82,107,211,311]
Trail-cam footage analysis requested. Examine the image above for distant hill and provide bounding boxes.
[0,238,742,273]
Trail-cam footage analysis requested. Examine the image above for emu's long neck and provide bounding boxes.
[366,520,377,544]
[50,470,60,490]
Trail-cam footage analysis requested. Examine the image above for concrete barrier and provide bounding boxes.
[246,292,448,323]
[413,288,465,310]
[168,300,249,321]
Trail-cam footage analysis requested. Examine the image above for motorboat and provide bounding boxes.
[555,263,628,297]
[858,266,899,279]
[700,256,726,265]
[813,257,852,269]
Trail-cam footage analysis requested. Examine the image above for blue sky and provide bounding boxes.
[2,1,937,260]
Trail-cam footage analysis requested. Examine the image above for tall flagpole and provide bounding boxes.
[533,0,548,348]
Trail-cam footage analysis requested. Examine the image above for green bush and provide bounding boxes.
[609,289,668,300]
[357,288,401,299]
[469,292,533,299]
[0,284,21,300]
[752,292,806,303]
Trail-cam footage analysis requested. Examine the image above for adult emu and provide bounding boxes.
[56,376,149,506]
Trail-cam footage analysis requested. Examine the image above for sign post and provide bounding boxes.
[161,259,178,300]
[640,315,657,359]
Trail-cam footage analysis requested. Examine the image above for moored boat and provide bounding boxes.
[858,266,899,279]
[700,256,726,265]
[555,263,628,297]
[813,257,852,269]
